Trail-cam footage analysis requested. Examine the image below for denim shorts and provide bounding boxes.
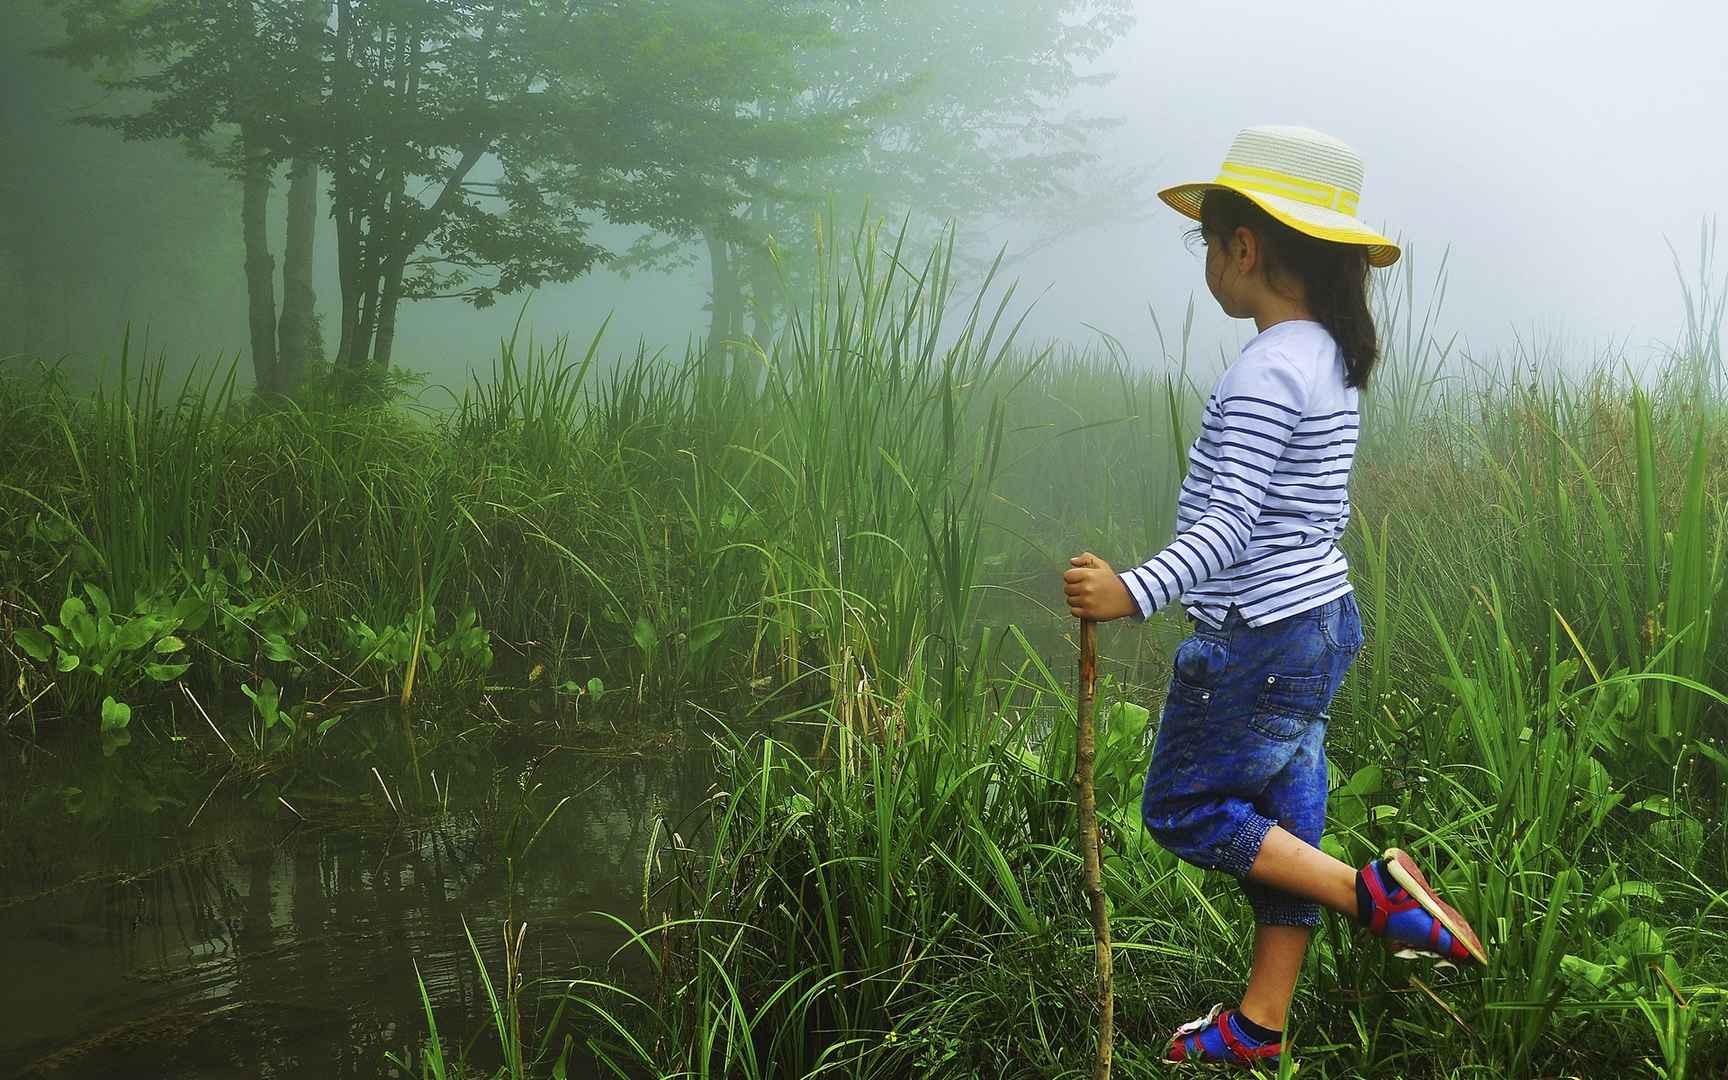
[1140,593,1363,926]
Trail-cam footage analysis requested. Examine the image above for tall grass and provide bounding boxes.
[3,225,1727,1076]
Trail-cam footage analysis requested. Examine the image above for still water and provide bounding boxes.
[0,724,711,1077]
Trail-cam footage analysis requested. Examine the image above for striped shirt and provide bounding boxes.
[1118,319,1358,628]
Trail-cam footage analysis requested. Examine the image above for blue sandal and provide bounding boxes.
[1358,848,1488,965]
[1166,1004,1282,1067]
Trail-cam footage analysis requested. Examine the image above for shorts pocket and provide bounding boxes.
[1321,594,1365,653]
[1248,671,1330,740]
[1169,634,1226,701]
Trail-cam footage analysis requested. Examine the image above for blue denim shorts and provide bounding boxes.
[1140,593,1364,926]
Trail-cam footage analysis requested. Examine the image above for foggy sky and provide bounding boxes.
[428,0,1728,384]
[13,1,1728,386]
[1010,0,1728,375]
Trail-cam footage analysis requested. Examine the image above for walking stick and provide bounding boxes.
[1075,617,1113,1080]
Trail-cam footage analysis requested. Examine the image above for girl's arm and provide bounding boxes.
[1116,352,1310,620]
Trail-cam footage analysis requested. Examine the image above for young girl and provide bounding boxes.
[1062,125,1488,1067]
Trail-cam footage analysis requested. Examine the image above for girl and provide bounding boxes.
[1062,125,1488,1067]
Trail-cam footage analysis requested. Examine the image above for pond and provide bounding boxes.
[0,720,713,1078]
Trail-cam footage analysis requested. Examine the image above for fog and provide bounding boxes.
[1017,0,1728,372]
[5,1,1725,387]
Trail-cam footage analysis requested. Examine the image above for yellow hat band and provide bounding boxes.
[1215,161,1361,217]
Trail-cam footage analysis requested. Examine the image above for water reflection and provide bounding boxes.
[0,731,712,1078]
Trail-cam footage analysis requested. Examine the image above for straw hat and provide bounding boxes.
[1159,125,1400,267]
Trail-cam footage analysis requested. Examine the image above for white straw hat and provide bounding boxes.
[1159,125,1400,267]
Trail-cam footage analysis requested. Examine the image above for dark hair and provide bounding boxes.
[1197,189,1379,389]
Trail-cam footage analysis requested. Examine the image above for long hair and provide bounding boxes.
[1197,189,1379,389]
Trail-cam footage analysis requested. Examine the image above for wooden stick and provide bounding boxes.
[1075,617,1113,1080]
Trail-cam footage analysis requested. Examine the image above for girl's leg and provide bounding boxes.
[1240,924,1313,1030]
[1246,824,1358,914]
[1248,824,1489,965]
[1233,722,1332,1031]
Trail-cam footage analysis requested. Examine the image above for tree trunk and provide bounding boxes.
[747,240,779,352]
[354,277,378,370]
[276,155,319,389]
[334,216,361,367]
[746,200,779,350]
[275,0,327,389]
[332,0,364,370]
[373,252,407,368]
[704,224,743,384]
[240,131,279,395]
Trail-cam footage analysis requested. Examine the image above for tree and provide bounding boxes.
[39,0,326,393]
[541,0,864,380]
[37,0,629,379]
[323,0,606,369]
[617,0,1140,352]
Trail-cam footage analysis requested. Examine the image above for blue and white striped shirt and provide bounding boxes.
[1118,320,1358,628]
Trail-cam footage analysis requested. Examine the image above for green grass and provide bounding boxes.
[2,222,1726,1077]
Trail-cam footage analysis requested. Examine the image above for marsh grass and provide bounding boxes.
[3,225,1727,1076]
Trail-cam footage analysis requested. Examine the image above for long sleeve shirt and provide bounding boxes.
[1118,319,1359,628]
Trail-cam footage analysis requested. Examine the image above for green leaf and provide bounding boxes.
[1590,881,1664,919]
[146,661,190,682]
[154,635,186,655]
[264,635,295,662]
[59,595,87,628]
[632,617,659,658]
[171,593,204,620]
[687,621,726,656]
[1647,816,1704,862]
[253,678,281,728]
[316,713,346,736]
[1342,765,1384,796]
[100,696,131,732]
[1560,953,1617,988]
[1103,701,1150,741]
[1552,656,1579,685]
[113,619,154,651]
[56,651,81,673]
[1629,796,1676,817]
[85,584,112,620]
[13,628,52,662]
[587,676,604,700]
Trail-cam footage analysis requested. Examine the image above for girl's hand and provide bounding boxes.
[1063,552,1137,622]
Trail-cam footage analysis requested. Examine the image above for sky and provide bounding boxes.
[393,0,1728,381]
[10,0,1727,383]
[1005,0,1728,372]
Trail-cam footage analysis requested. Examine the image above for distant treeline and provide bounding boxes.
[9,0,1139,392]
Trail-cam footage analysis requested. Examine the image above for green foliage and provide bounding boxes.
[2,225,1726,1073]
[15,581,195,712]
[342,607,496,693]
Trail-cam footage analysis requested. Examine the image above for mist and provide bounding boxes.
[1010,0,1728,373]
[6,1,1726,383]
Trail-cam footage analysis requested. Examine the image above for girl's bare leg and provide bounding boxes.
[1246,824,1358,914]
[1232,825,1360,1030]
[1239,925,1311,1030]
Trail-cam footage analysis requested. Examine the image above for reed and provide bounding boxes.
[2,226,1726,1077]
